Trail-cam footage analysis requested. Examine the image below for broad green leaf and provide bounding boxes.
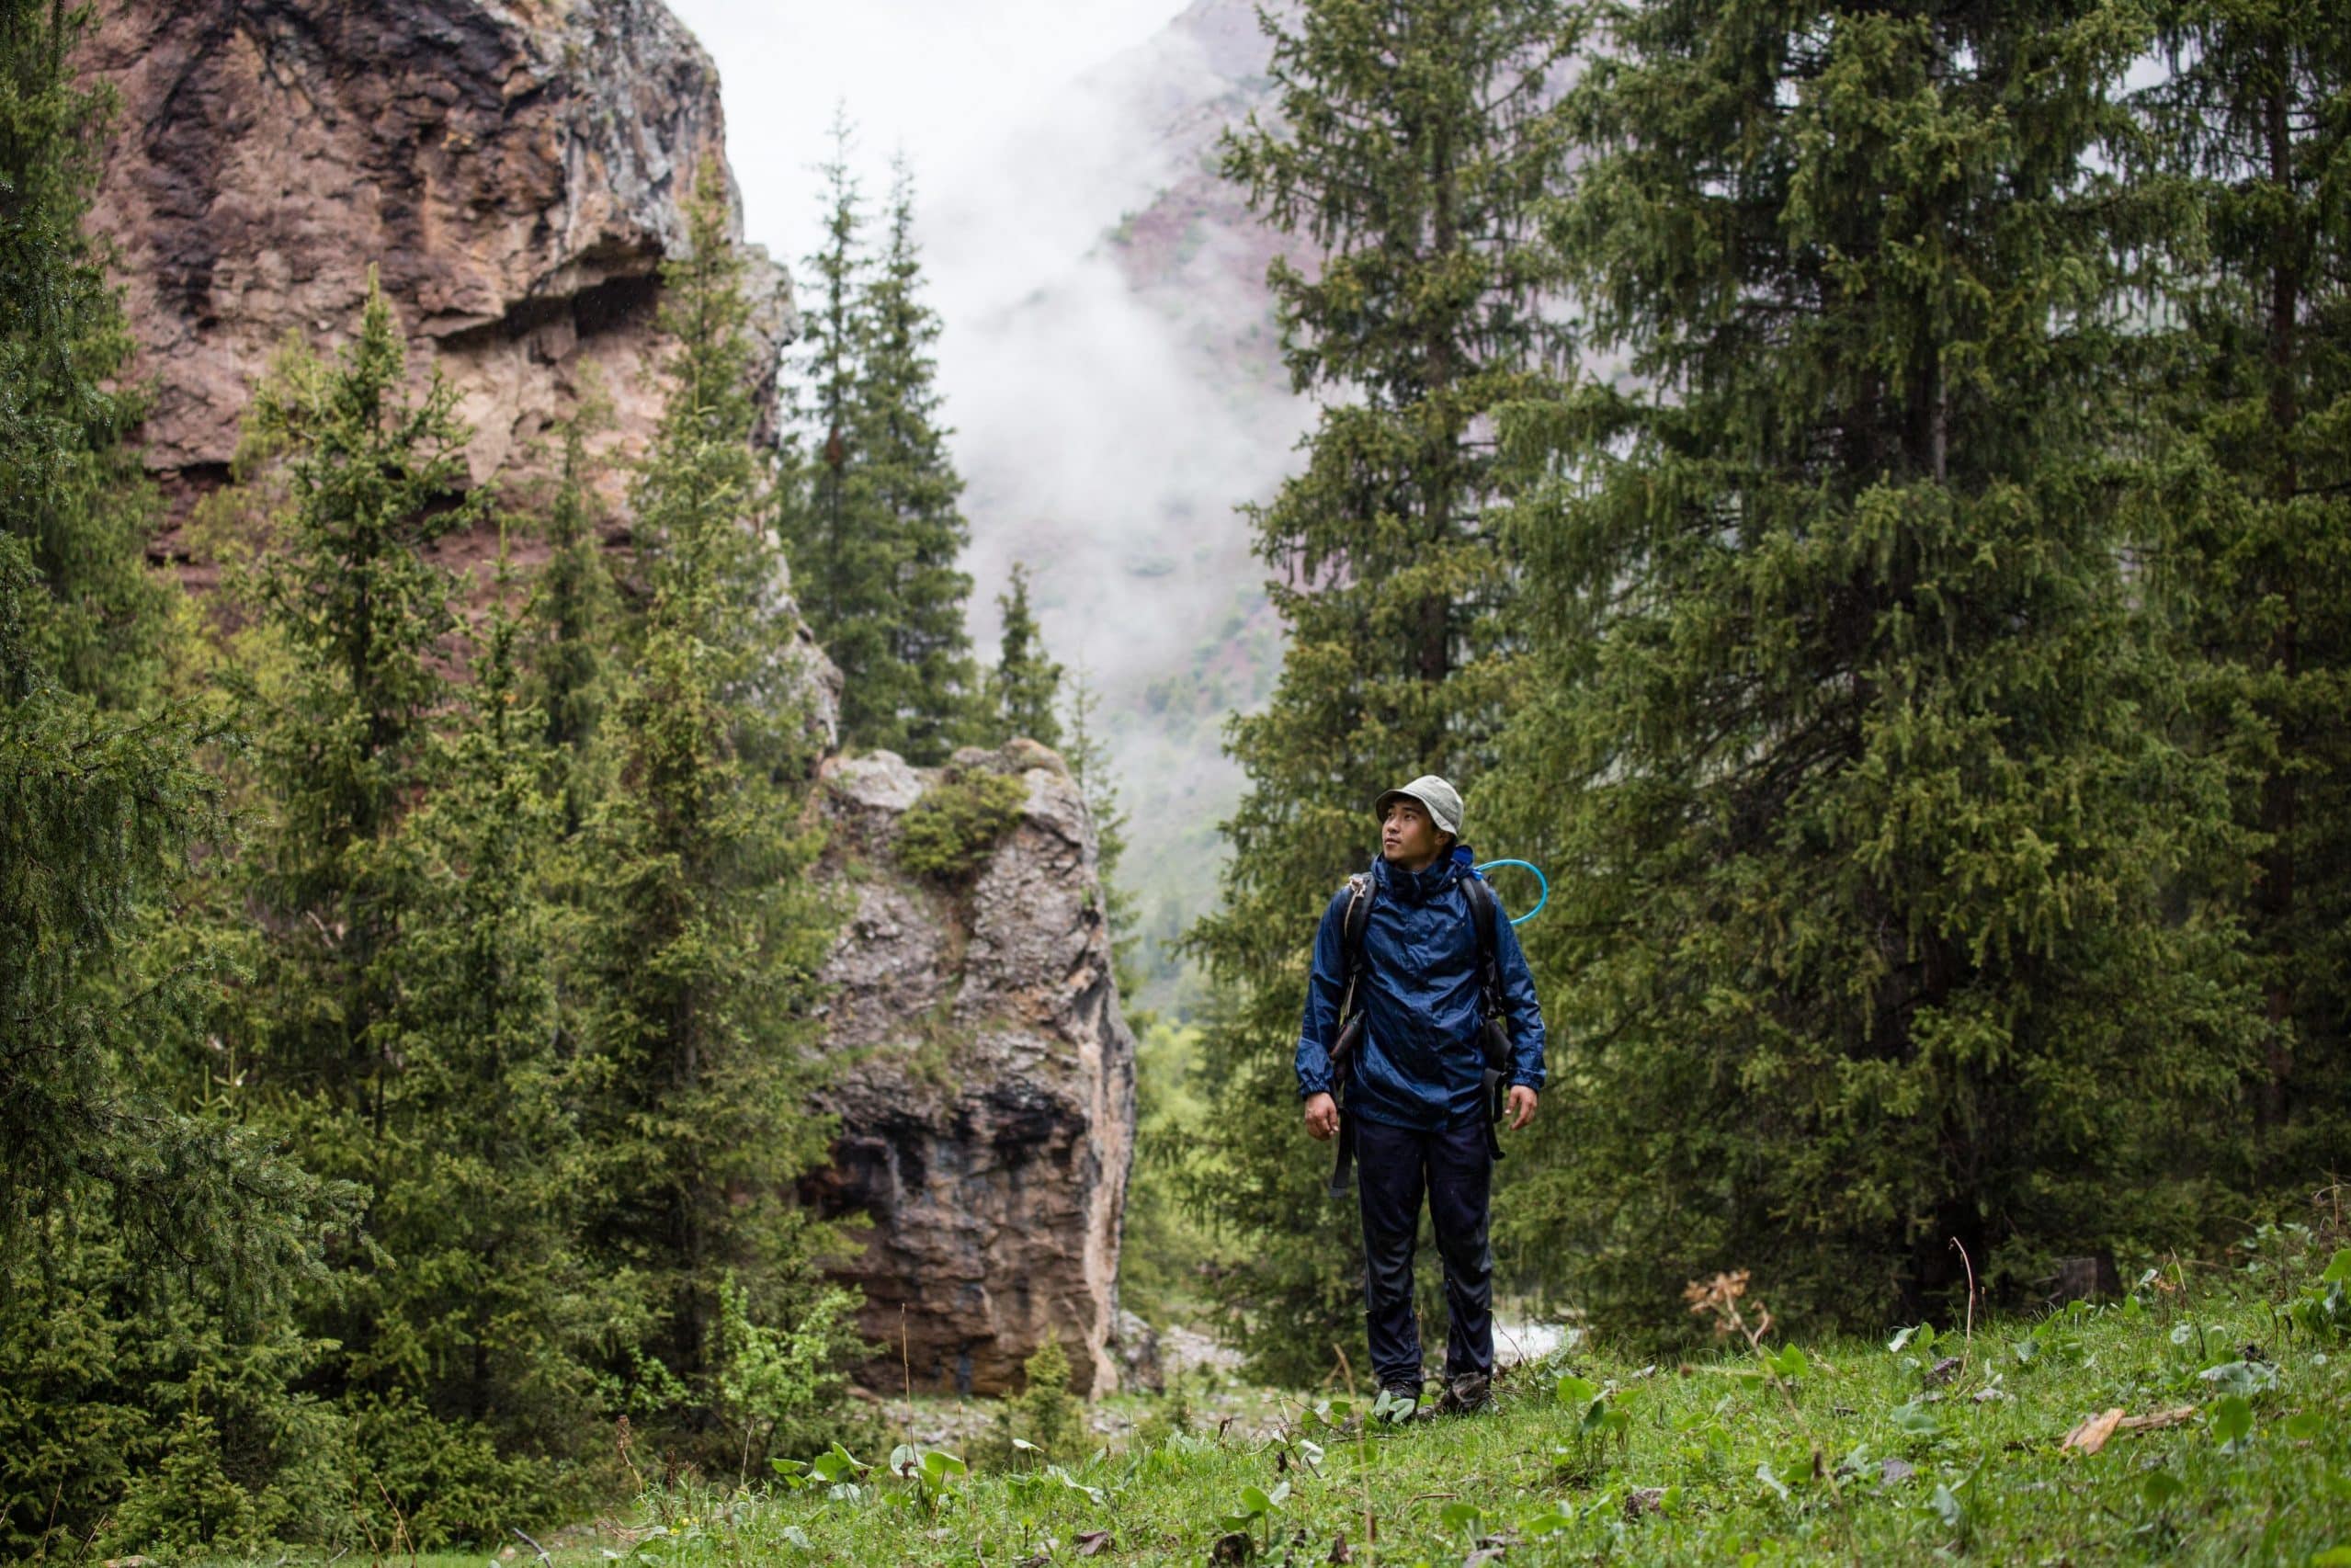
[1890,1402,1942,1437]
[2287,1411,2326,1441]
[1440,1500,1483,1533]
[2199,1359,2280,1398]
[2209,1393,2254,1447]
[1519,1501,1574,1537]
[2141,1470,2184,1510]
[1557,1373,1600,1406]
[2321,1249,2351,1286]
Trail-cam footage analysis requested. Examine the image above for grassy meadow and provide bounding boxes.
[177,1232,2351,1567]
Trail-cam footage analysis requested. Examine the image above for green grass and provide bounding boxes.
[196,1245,2351,1567]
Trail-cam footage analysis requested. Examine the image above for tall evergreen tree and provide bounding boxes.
[581,165,844,1437]
[0,9,341,1540]
[778,128,979,761]
[0,534,347,1559]
[529,399,616,833]
[1064,659,1136,984]
[1486,0,2260,1330]
[330,556,618,1533]
[989,561,1062,749]
[777,111,891,739]
[221,276,606,1539]
[0,0,167,705]
[2133,0,2351,1189]
[1181,0,1575,1381]
[232,272,483,1145]
[853,154,979,762]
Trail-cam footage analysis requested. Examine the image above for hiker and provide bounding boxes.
[1296,776,1547,1419]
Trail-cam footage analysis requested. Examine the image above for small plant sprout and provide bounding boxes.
[1220,1479,1289,1553]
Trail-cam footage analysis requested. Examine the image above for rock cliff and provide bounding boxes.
[82,0,789,528]
[78,0,1139,1401]
[808,744,1137,1398]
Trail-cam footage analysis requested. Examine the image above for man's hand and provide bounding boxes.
[1303,1092,1340,1141]
[1507,1085,1538,1131]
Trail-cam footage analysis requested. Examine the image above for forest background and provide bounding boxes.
[4,0,2347,1557]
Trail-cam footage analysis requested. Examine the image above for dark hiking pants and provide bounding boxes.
[1354,1116,1493,1392]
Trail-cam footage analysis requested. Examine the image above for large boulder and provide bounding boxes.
[806,743,1139,1398]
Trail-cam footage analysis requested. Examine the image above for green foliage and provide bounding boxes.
[1118,1021,1222,1324]
[0,0,169,705]
[1484,0,2260,1331]
[976,1338,1085,1470]
[623,1257,2351,1565]
[712,1274,865,1483]
[1063,660,1138,985]
[0,26,341,1537]
[576,161,850,1456]
[528,396,618,830]
[2129,0,2351,1190]
[777,119,979,763]
[1184,0,1575,1383]
[895,767,1029,880]
[987,562,1062,749]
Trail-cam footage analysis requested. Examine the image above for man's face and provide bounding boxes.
[1381,798,1449,871]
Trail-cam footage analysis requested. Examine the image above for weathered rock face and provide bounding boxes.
[81,0,789,520]
[807,744,1138,1398]
[79,0,1133,1403]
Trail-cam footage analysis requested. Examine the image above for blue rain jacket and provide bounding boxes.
[1294,845,1548,1131]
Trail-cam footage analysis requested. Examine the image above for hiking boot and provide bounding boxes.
[1371,1384,1423,1425]
[1432,1370,1493,1415]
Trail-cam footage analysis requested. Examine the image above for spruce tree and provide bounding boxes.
[778,127,979,761]
[853,154,980,763]
[989,561,1062,749]
[1064,659,1136,984]
[0,0,167,705]
[232,272,483,1142]
[1181,0,1575,1381]
[777,110,892,744]
[1487,0,2260,1329]
[333,557,615,1528]
[2133,0,2351,1189]
[529,400,616,832]
[581,165,845,1437]
[0,8,342,1531]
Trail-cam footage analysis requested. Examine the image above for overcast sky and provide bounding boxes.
[666,0,1184,272]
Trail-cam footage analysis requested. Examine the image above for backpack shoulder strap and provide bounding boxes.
[1337,873,1373,1017]
[1461,874,1504,1010]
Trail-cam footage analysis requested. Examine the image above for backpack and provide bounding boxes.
[1324,869,1513,1197]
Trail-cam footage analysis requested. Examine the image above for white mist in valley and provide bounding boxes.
[678,0,1313,1004]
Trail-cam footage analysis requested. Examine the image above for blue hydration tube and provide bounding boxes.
[1473,859,1549,926]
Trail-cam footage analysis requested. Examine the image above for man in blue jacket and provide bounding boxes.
[1297,775,1546,1418]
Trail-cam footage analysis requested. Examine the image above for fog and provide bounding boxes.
[673,0,1314,997]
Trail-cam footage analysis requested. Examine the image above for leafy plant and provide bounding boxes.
[888,1446,967,1517]
[895,768,1028,880]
